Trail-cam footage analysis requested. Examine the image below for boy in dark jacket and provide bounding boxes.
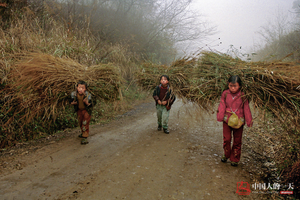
[69,80,93,144]
[153,75,176,134]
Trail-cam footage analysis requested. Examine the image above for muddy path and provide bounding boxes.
[0,100,258,200]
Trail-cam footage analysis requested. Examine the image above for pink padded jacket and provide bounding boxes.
[217,89,253,127]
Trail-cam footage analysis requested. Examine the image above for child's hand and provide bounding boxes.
[83,98,90,106]
[162,101,167,105]
[71,101,77,105]
[157,100,162,105]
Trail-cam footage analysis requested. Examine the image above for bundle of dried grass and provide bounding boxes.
[136,63,167,90]
[1,53,122,129]
[136,59,193,93]
[137,51,300,126]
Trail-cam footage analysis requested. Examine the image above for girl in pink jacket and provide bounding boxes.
[217,75,253,166]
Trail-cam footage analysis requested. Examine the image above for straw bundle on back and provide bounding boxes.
[1,53,122,129]
[136,51,300,126]
[136,59,193,93]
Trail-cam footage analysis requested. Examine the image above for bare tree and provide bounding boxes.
[253,9,295,61]
[140,0,216,55]
[48,0,215,64]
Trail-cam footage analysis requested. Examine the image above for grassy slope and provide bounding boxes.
[0,13,148,147]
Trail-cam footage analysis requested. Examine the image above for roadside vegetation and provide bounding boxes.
[0,0,213,147]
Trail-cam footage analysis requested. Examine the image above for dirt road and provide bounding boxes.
[0,100,257,200]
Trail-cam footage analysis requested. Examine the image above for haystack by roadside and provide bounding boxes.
[1,53,122,129]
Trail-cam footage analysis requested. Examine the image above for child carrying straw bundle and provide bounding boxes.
[70,80,94,145]
[217,75,253,166]
[153,75,176,134]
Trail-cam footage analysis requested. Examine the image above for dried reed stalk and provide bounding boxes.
[1,53,122,129]
[136,51,300,127]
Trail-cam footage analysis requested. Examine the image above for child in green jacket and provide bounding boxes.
[153,75,176,134]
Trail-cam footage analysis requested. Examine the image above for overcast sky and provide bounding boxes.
[192,0,295,54]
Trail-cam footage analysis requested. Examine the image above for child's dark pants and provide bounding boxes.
[77,109,91,138]
[223,122,243,163]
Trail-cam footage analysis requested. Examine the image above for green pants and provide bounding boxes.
[156,104,170,129]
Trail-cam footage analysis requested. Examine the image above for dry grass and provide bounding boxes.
[1,53,122,131]
[0,12,138,83]
[136,51,300,196]
[137,51,300,127]
[0,11,143,147]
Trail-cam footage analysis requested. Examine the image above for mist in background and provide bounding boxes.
[1,0,299,63]
[188,0,297,60]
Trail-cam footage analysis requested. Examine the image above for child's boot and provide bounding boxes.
[163,129,169,134]
[221,155,228,162]
[81,138,89,145]
[231,162,238,167]
[157,125,162,131]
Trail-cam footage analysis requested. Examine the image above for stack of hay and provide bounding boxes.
[137,51,300,127]
[1,53,122,129]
